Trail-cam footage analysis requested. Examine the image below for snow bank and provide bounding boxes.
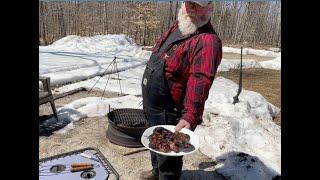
[205,77,279,120]
[259,56,281,70]
[40,35,151,58]
[41,58,145,87]
[223,47,249,55]
[39,35,151,86]
[50,95,142,134]
[40,36,283,88]
[247,48,280,58]
[269,47,280,52]
[218,57,281,72]
[47,56,276,90]
[55,64,145,95]
[218,59,262,72]
[195,77,281,178]
[54,56,281,96]
[223,47,280,58]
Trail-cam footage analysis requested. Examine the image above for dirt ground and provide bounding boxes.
[39,91,226,180]
[222,52,275,61]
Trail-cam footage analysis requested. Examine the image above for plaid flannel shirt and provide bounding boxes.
[151,21,222,129]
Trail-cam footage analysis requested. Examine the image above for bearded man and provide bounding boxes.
[141,1,222,180]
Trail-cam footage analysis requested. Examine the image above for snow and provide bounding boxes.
[55,64,145,95]
[39,35,151,86]
[247,48,280,58]
[40,35,281,88]
[51,95,142,134]
[39,35,281,179]
[269,47,280,52]
[223,47,281,57]
[54,56,280,96]
[40,35,150,58]
[259,56,281,70]
[218,59,262,72]
[196,77,280,178]
[45,77,280,178]
[218,56,281,72]
[223,47,249,55]
[205,77,279,120]
[53,56,281,95]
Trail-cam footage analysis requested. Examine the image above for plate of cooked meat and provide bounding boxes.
[141,125,199,156]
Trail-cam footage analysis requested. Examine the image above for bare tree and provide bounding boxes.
[39,1,281,48]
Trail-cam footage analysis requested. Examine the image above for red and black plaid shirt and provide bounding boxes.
[151,21,222,129]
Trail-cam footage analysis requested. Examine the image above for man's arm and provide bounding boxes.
[175,34,222,131]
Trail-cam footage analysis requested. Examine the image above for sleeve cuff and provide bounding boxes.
[181,113,198,131]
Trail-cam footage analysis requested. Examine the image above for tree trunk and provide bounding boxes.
[174,1,179,21]
[239,2,250,43]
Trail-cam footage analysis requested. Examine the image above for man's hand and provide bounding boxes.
[175,119,191,132]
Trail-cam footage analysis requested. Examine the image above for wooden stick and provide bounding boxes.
[123,148,148,156]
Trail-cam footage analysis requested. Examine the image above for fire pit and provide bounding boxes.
[106,108,147,148]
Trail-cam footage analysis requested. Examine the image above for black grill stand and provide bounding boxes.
[88,56,123,97]
[233,47,243,104]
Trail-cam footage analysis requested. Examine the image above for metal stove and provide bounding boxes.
[39,148,119,180]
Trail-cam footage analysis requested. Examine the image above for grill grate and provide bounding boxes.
[107,108,147,127]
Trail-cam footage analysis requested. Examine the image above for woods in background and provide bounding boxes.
[39,1,281,48]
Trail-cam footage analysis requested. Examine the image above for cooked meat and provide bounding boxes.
[172,131,191,148]
[148,127,193,153]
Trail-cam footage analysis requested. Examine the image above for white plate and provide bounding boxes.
[141,125,199,156]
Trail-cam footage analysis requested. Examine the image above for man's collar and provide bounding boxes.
[194,19,215,35]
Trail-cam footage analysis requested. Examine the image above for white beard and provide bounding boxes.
[177,6,211,36]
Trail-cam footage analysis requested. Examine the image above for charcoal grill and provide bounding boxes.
[106,108,147,148]
[39,147,119,180]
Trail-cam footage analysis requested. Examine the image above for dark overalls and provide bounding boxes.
[141,52,183,179]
